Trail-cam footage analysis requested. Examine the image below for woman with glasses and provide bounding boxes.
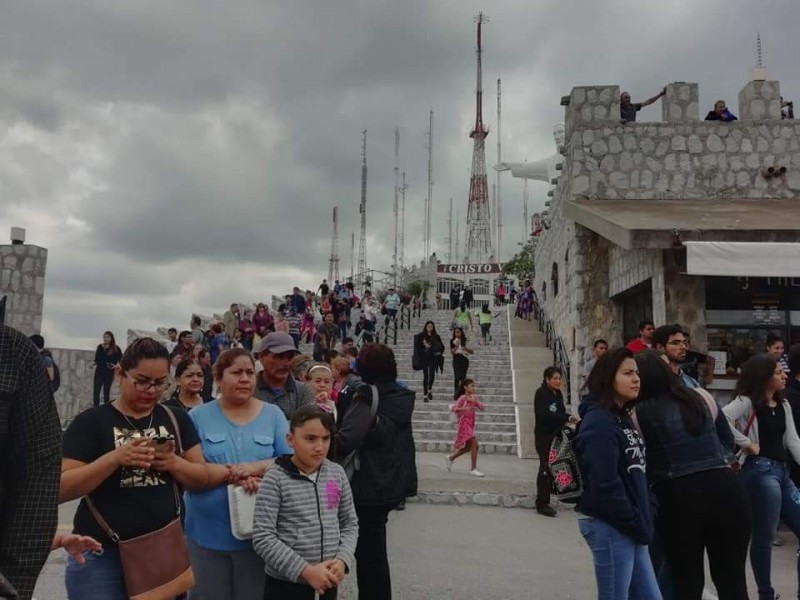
[60,338,232,599]
[723,353,800,600]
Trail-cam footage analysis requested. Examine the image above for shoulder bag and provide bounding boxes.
[340,384,380,481]
[86,405,195,600]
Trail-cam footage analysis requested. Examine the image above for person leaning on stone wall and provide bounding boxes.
[704,100,737,121]
[620,86,666,123]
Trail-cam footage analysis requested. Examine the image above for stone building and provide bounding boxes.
[531,78,800,402]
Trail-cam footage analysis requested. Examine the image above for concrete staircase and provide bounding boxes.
[390,308,517,455]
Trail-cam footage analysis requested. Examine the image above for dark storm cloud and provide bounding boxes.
[1,0,799,347]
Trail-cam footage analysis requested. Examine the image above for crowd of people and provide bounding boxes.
[528,315,800,599]
[0,275,425,600]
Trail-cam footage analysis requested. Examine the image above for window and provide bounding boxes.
[551,263,559,297]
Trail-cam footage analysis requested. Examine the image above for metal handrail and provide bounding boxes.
[534,297,573,402]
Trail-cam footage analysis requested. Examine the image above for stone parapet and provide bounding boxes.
[738,80,782,120]
[662,82,699,123]
[568,121,800,199]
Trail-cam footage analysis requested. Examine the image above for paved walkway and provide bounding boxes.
[417,450,536,496]
[36,500,799,599]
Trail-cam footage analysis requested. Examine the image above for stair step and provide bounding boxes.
[414,440,517,455]
[412,420,516,433]
[414,429,517,443]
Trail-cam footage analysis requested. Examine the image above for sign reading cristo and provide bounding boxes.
[436,263,505,275]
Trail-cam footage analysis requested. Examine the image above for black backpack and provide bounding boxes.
[40,349,61,393]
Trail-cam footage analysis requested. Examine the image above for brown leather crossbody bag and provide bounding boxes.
[86,405,194,600]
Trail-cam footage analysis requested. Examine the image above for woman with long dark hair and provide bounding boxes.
[334,343,417,599]
[414,321,444,402]
[723,353,800,600]
[633,351,748,599]
[450,327,473,397]
[575,347,661,599]
[93,331,122,407]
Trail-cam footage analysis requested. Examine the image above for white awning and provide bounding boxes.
[685,241,800,277]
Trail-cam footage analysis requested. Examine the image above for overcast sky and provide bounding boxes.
[1,0,798,349]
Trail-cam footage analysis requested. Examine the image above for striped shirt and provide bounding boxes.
[252,457,358,583]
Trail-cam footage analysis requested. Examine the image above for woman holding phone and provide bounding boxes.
[60,338,232,599]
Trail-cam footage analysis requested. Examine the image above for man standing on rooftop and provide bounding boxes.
[620,87,666,123]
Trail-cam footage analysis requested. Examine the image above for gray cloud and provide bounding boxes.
[2,0,799,348]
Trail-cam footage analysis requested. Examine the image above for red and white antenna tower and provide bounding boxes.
[328,207,340,283]
[464,12,493,263]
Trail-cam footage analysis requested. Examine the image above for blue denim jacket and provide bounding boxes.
[634,392,734,486]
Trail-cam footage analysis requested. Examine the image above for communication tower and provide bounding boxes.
[328,207,339,283]
[357,130,368,290]
[464,13,493,263]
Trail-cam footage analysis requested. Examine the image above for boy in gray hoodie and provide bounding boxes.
[252,405,358,599]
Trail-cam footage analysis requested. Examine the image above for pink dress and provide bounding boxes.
[452,394,485,450]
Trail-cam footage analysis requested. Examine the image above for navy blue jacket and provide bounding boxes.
[575,395,654,545]
[534,383,569,436]
[634,391,734,485]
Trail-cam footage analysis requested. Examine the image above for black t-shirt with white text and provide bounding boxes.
[63,403,200,546]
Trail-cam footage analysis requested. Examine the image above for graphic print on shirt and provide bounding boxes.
[114,426,170,488]
[622,426,646,473]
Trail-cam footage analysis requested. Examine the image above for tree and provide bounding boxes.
[502,239,535,282]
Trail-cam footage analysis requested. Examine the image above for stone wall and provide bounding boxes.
[51,348,104,426]
[534,78,800,396]
[0,244,47,337]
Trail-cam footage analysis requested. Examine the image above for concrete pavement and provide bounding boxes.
[36,500,800,599]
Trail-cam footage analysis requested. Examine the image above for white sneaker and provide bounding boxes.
[470,469,485,477]
[445,456,453,472]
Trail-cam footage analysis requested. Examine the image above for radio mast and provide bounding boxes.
[328,207,339,283]
[424,111,434,261]
[464,13,493,263]
[393,127,400,287]
[496,78,503,261]
[356,130,368,290]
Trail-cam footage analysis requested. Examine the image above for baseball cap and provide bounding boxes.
[256,332,298,356]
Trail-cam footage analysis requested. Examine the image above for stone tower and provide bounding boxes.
[0,227,48,336]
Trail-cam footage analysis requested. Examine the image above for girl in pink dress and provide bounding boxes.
[445,379,486,477]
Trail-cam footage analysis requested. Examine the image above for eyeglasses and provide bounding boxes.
[127,376,169,392]
[666,340,688,347]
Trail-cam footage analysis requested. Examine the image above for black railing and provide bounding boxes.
[534,298,573,403]
[0,295,5,325]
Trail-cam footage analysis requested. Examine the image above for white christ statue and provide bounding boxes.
[494,123,565,183]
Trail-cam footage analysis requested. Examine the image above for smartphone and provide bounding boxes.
[148,434,175,452]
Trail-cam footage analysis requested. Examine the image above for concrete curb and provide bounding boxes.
[408,490,538,509]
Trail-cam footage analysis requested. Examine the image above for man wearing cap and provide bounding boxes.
[254,332,314,419]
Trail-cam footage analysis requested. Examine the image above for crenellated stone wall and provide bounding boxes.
[0,244,47,337]
[533,77,800,400]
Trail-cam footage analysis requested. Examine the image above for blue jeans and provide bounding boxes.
[578,518,662,600]
[65,547,127,600]
[741,456,800,600]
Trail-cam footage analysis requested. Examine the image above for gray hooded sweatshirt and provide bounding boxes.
[252,457,358,584]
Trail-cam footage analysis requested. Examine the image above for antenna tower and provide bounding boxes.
[328,207,340,283]
[399,171,407,275]
[464,13,493,263]
[454,210,461,264]
[756,32,763,69]
[357,130,368,290]
[393,127,400,287]
[349,232,355,280]
[424,111,434,261]
[496,78,503,260]
[446,197,454,263]
[522,178,529,244]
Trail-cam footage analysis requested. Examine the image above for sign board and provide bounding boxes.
[436,263,504,275]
